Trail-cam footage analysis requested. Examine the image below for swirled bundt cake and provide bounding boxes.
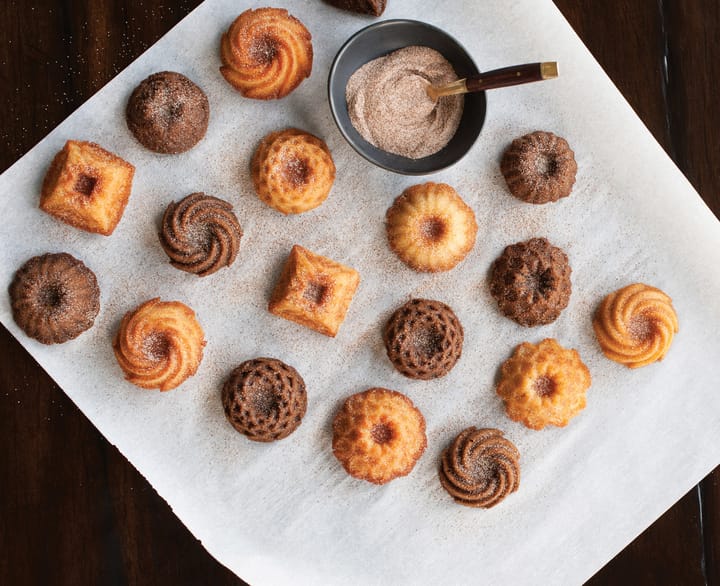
[593,283,678,368]
[439,427,520,508]
[159,193,242,277]
[220,8,313,100]
[113,298,205,391]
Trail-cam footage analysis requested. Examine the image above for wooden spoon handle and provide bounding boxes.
[465,62,558,92]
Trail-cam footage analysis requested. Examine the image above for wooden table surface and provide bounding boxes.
[1,1,718,584]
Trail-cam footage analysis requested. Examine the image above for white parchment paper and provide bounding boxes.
[2,1,720,584]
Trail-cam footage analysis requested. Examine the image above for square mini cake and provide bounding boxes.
[269,244,360,337]
[40,140,135,236]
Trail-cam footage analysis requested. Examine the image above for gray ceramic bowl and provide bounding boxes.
[328,19,486,175]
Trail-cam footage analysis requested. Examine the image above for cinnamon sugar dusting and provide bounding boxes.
[283,156,310,187]
[370,422,394,445]
[249,33,278,64]
[346,46,463,159]
[628,314,655,341]
[420,216,446,242]
[143,332,170,360]
[533,376,556,398]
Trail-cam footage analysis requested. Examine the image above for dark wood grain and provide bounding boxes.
[0,1,718,585]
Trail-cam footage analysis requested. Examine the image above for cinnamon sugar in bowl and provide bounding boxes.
[328,19,486,175]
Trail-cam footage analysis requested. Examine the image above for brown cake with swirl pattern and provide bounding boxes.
[220,8,313,100]
[489,237,572,327]
[9,252,100,344]
[439,427,520,508]
[222,357,307,442]
[159,193,242,277]
[113,298,205,391]
[383,298,464,380]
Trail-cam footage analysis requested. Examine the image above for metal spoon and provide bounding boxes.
[426,61,559,101]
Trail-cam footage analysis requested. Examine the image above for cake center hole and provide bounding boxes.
[249,384,279,418]
[413,327,443,358]
[250,34,278,64]
[39,283,65,310]
[143,332,170,360]
[165,101,184,122]
[535,154,558,176]
[628,314,654,341]
[533,376,556,398]
[527,269,554,300]
[303,281,328,306]
[370,422,394,445]
[419,216,446,242]
[282,157,310,187]
[74,173,98,196]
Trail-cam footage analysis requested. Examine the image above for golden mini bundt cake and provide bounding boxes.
[332,388,427,485]
[496,338,591,430]
[386,182,478,272]
[113,298,206,391]
[220,7,313,100]
[251,128,335,214]
[40,140,135,235]
[593,283,678,368]
[268,245,360,337]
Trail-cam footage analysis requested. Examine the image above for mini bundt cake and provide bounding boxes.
[126,71,209,154]
[386,182,478,272]
[332,388,427,485]
[489,237,572,327]
[500,131,577,204]
[159,192,242,277]
[383,298,464,380]
[220,8,313,100]
[593,283,678,368]
[9,252,100,344]
[439,427,520,508]
[113,298,206,391]
[251,128,335,214]
[222,358,307,442]
[40,140,135,236]
[268,245,360,337]
[496,338,591,430]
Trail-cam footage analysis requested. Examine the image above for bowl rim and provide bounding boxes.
[327,18,483,176]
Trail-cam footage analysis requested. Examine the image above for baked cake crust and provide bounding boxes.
[40,140,135,236]
[593,283,678,368]
[268,245,360,337]
[496,338,591,430]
